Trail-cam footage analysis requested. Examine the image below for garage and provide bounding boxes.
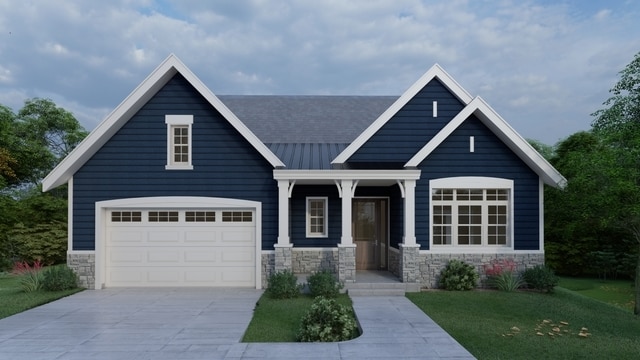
[95,197,261,289]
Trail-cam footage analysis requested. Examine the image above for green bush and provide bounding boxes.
[42,264,78,291]
[10,221,67,265]
[20,271,44,292]
[297,296,358,342]
[266,270,302,299]
[523,265,559,293]
[439,259,479,291]
[307,270,343,298]
[489,271,524,292]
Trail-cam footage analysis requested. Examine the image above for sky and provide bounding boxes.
[0,0,639,145]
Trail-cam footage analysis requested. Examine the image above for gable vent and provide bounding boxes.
[432,101,438,117]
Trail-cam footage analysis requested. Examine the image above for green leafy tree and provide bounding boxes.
[590,51,640,315]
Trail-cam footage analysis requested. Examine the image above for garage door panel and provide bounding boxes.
[108,250,144,263]
[184,231,217,243]
[147,250,181,263]
[221,229,254,245]
[110,230,143,243]
[105,208,256,287]
[148,231,181,242]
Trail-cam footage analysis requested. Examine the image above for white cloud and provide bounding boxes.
[0,0,638,144]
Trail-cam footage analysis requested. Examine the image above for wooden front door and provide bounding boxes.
[353,198,388,270]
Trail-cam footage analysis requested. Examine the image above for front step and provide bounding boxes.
[345,282,419,296]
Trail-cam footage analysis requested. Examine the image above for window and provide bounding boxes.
[431,178,511,247]
[222,211,253,222]
[111,211,142,222]
[185,211,216,222]
[306,197,328,237]
[149,211,179,222]
[165,115,193,170]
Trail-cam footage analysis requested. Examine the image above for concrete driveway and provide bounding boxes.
[0,288,474,360]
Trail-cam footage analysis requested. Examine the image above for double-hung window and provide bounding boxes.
[306,197,328,237]
[431,177,512,248]
[165,115,193,170]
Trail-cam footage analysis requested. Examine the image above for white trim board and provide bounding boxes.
[405,97,567,189]
[42,54,284,192]
[332,64,473,164]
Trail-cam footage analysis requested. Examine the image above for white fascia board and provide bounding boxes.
[42,54,283,192]
[273,169,421,181]
[405,96,567,189]
[332,64,473,165]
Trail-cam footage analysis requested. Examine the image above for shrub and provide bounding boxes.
[439,259,479,291]
[483,259,524,292]
[307,270,343,298]
[13,260,44,292]
[523,265,559,293]
[266,270,302,299]
[10,221,67,265]
[42,264,78,291]
[297,296,358,342]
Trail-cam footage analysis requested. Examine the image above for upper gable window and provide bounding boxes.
[165,115,193,170]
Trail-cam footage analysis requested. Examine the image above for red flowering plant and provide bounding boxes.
[12,260,44,292]
[483,259,524,292]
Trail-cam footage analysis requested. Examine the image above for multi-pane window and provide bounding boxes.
[185,211,216,222]
[431,188,509,246]
[111,211,142,222]
[172,126,189,164]
[165,115,193,169]
[149,211,179,222]
[307,197,327,237]
[222,211,253,222]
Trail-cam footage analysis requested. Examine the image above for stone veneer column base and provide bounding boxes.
[67,252,95,289]
[273,244,293,273]
[399,244,420,283]
[338,244,356,283]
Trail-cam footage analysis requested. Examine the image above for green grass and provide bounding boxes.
[242,294,355,342]
[407,289,640,360]
[558,276,635,311]
[0,273,83,320]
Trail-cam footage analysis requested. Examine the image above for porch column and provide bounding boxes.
[403,179,416,246]
[338,179,356,283]
[276,180,291,246]
[340,179,353,245]
[275,180,293,273]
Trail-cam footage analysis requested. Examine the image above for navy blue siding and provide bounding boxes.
[289,185,341,247]
[416,115,540,250]
[73,74,278,250]
[347,79,464,165]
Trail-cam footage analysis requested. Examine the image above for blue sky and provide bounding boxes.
[0,0,639,145]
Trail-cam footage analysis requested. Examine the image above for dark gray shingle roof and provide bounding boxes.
[218,95,397,144]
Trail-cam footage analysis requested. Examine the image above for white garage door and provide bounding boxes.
[105,209,255,287]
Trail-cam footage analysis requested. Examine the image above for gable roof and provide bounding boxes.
[331,64,474,164]
[42,54,284,191]
[219,95,396,143]
[406,96,567,188]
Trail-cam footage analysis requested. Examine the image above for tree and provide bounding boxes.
[13,98,88,186]
[590,51,640,315]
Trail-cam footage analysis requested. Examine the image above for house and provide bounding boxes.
[42,54,566,290]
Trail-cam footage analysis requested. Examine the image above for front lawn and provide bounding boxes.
[0,273,83,320]
[242,294,355,342]
[407,288,640,360]
[558,276,635,311]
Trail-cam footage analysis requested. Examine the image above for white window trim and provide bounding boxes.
[429,177,514,252]
[165,115,193,170]
[306,197,328,238]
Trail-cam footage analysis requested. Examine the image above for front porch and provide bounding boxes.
[295,270,421,295]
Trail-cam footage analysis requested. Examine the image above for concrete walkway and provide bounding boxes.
[0,289,474,360]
